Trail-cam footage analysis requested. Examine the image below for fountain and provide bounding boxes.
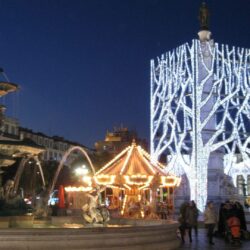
[0,74,46,221]
[0,143,180,250]
[49,146,96,196]
[26,143,180,250]
[0,79,180,249]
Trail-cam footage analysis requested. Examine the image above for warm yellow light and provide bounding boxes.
[160,176,181,187]
[106,185,125,190]
[94,175,116,185]
[124,175,153,186]
[138,184,150,190]
[96,146,130,175]
[120,144,134,175]
[138,146,166,169]
[140,209,145,218]
[65,186,93,192]
[138,194,141,201]
[121,194,127,215]
[75,165,89,176]
[123,184,131,190]
[137,146,156,174]
[82,176,92,186]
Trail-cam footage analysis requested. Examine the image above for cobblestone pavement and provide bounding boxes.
[179,228,250,250]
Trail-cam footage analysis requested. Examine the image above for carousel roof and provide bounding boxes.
[95,141,166,177]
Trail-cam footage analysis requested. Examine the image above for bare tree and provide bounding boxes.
[150,39,250,211]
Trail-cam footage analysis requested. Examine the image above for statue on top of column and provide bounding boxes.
[199,2,210,30]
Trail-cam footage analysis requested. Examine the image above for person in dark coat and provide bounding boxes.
[178,201,190,243]
[185,200,199,241]
[235,201,247,231]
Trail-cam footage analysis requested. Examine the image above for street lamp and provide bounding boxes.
[75,165,89,176]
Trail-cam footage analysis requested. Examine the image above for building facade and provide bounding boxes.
[95,126,147,155]
[19,127,90,165]
[0,116,19,140]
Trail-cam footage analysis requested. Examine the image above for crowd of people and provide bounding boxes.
[178,200,248,245]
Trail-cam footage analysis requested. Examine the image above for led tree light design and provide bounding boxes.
[150,38,250,211]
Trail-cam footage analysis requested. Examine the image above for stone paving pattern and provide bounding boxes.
[179,228,250,250]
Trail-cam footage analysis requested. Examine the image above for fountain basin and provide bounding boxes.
[0,215,34,228]
[0,217,180,250]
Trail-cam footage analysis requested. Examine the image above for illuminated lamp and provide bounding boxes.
[94,175,116,185]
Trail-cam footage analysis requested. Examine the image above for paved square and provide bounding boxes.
[179,229,250,250]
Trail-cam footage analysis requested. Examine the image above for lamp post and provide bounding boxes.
[75,165,89,176]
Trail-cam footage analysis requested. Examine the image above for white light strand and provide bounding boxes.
[151,39,250,211]
[95,146,130,175]
[120,144,134,175]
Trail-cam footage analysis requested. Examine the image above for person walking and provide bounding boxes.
[204,201,217,245]
[186,200,199,241]
[178,201,189,243]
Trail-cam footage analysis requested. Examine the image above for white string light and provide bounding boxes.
[151,39,250,211]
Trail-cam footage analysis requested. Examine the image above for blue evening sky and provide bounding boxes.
[1,0,249,147]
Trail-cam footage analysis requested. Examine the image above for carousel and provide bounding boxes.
[64,141,181,220]
[94,141,181,218]
[65,142,181,222]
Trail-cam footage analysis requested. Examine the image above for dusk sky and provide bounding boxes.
[1,0,250,148]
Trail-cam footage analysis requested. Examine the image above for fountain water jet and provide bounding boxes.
[49,146,95,196]
[13,156,45,194]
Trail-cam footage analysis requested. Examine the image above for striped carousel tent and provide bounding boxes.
[94,141,181,217]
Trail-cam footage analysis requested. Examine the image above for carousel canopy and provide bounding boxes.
[94,141,180,188]
[96,141,165,176]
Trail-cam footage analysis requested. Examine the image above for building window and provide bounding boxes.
[49,151,53,160]
[58,153,62,160]
[33,135,38,143]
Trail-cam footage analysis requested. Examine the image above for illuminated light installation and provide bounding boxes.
[150,36,250,211]
[95,141,180,189]
[94,175,116,185]
[160,176,182,188]
[121,194,128,215]
[82,176,92,186]
[65,186,93,192]
[95,141,181,217]
[65,175,93,192]
[224,136,250,186]
[124,175,154,186]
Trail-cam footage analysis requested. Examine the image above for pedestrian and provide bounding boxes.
[185,200,199,242]
[178,201,189,243]
[204,201,217,245]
